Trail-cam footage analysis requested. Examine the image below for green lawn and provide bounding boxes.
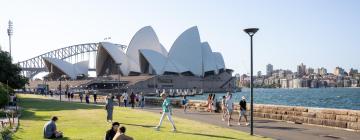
[13,94,271,140]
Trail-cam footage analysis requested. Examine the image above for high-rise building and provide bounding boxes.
[257,71,262,77]
[334,67,345,76]
[297,63,306,77]
[306,67,315,75]
[317,67,327,76]
[349,68,358,76]
[266,64,273,77]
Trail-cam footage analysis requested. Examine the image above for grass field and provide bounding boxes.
[13,94,271,140]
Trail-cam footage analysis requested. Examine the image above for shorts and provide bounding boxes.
[227,108,233,113]
[240,110,246,116]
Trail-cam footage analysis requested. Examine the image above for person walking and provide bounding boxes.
[154,93,177,132]
[211,94,217,113]
[122,92,128,107]
[181,95,189,113]
[79,92,83,103]
[225,93,234,126]
[85,93,90,104]
[139,92,145,109]
[105,94,114,123]
[93,92,97,104]
[221,95,227,121]
[238,96,249,126]
[207,94,213,112]
[130,92,135,109]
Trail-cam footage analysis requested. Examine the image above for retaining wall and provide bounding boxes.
[145,98,360,131]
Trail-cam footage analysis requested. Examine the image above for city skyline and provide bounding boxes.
[0,0,360,76]
[242,63,358,76]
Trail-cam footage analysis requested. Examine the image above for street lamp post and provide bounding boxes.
[59,75,67,102]
[244,28,259,136]
[7,20,13,58]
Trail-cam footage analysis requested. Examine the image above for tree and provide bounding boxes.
[0,51,28,89]
[0,83,11,108]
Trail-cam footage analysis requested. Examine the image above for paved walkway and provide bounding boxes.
[34,95,360,140]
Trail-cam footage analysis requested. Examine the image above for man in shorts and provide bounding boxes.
[225,93,234,126]
[238,96,249,126]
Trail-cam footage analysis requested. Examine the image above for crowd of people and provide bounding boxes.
[41,88,248,139]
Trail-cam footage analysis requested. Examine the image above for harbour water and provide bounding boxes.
[176,88,360,110]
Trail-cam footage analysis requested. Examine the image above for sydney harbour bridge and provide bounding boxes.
[17,43,126,78]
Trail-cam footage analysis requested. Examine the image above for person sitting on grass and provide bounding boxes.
[113,126,133,140]
[104,122,120,140]
[43,116,63,139]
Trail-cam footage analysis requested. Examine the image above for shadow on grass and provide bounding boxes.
[120,123,156,128]
[19,97,103,112]
[176,131,245,140]
[18,97,103,121]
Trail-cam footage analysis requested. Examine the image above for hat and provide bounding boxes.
[242,96,246,100]
[160,92,167,97]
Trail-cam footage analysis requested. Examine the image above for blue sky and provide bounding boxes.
[0,0,359,76]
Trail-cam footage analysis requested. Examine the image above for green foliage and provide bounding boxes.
[0,127,12,140]
[0,83,10,108]
[0,51,28,89]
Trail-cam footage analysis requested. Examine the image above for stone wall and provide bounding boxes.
[145,97,360,131]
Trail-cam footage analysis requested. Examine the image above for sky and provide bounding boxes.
[0,0,359,76]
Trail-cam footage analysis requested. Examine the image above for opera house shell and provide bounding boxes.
[96,26,227,77]
[42,26,228,80]
[43,57,89,80]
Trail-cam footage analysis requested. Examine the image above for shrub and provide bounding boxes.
[0,83,11,108]
[0,127,12,140]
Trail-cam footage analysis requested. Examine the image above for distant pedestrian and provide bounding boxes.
[211,94,217,112]
[67,92,71,101]
[104,122,119,140]
[105,94,114,123]
[117,94,121,107]
[238,96,249,126]
[225,92,234,126]
[122,92,128,107]
[93,92,97,104]
[85,93,90,104]
[154,93,176,132]
[221,96,227,121]
[130,92,135,109]
[135,93,140,107]
[139,92,145,109]
[207,94,213,112]
[182,95,189,113]
[79,92,83,103]
[70,92,74,101]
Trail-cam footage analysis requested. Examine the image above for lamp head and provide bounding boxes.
[244,28,259,36]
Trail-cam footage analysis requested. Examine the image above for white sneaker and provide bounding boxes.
[154,126,160,131]
[237,122,241,126]
[172,128,177,132]
[246,123,249,126]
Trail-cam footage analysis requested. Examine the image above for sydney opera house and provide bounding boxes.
[41,26,235,93]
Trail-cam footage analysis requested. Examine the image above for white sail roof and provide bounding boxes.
[126,26,168,73]
[139,49,167,74]
[43,57,88,79]
[168,26,203,76]
[201,42,218,73]
[213,52,225,69]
